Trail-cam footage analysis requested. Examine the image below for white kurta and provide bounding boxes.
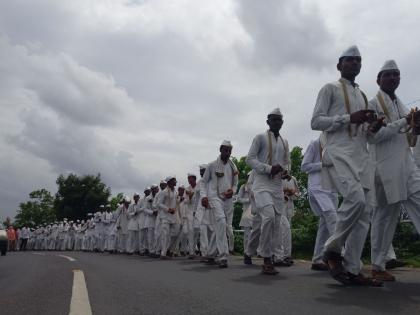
[311,78,373,275]
[246,130,290,211]
[368,90,420,271]
[201,157,238,261]
[368,90,420,204]
[311,79,375,205]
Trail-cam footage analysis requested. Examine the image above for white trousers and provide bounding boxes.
[308,190,337,263]
[160,221,177,256]
[324,183,371,275]
[224,202,235,252]
[274,214,291,261]
[127,230,139,253]
[312,210,337,263]
[207,199,229,261]
[117,233,128,253]
[246,204,281,258]
[200,224,213,257]
[371,190,420,271]
[242,226,252,254]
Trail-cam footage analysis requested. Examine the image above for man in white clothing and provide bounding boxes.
[157,176,178,259]
[236,172,255,255]
[311,45,383,286]
[301,135,338,271]
[201,140,238,268]
[368,60,420,281]
[127,193,141,254]
[116,196,130,253]
[245,108,290,275]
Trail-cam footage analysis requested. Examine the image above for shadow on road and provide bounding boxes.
[316,282,420,314]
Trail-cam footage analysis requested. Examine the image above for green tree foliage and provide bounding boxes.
[54,173,111,220]
[14,189,56,228]
[232,156,252,229]
[109,192,124,211]
[232,156,252,189]
[289,146,309,214]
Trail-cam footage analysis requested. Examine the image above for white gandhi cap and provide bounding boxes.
[339,45,361,58]
[380,59,399,72]
[221,140,232,147]
[268,108,282,116]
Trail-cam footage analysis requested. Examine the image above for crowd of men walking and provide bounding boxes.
[7,45,420,288]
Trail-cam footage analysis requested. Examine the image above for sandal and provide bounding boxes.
[323,251,352,285]
[261,264,279,275]
[347,273,384,287]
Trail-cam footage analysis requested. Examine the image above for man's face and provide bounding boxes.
[168,178,177,188]
[267,114,283,131]
[220,145,232,161]
[338,56,361,77]
[134,195,140,203]
[378,69,400,92]
[188,175,196,186]
[178,187,185,196]
[144,190,151,196]
[160,183,167,190]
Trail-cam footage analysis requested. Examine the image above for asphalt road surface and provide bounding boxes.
[1,251,420,315]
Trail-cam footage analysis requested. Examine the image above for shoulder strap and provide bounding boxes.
[360,90,368,110]
[377,91,391,121]
[339,79,353,137]
[267,131,273,165]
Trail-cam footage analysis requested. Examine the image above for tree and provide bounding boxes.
[54,173,111,220]
[232,156,252,190]
[289,146,310,213]
[109,193,124,211]
[14,189,56,228]
[232,156,252,229]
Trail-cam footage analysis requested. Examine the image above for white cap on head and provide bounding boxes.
[160,180,167,184]
[380,59,399,72]
[99,205,105,208]
[179,185,185,189]
[199,164,207,170]
[268,107,282,116]
[221,140,232,147]
[187,173,196,177]
[123,195,131,203]
[340,45,361,58]
[151,184,158,188]
[134,192,140,197]
[166,175,176,182]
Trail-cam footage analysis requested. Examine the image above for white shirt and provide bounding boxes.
[311,78,374,201]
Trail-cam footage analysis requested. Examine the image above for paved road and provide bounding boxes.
[1,251,420,315]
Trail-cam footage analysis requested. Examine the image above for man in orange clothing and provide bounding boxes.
[7,226,16,251]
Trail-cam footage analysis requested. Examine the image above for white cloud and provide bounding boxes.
[1,0,420,219]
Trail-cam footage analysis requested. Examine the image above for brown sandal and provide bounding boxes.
[323,251,352,285]
[261,264,279,275]
[347,273,384,287]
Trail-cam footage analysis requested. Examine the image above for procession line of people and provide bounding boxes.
[9,45,420,287]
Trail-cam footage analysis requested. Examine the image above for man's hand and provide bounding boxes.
[350,110,376,124]
[223,189,234,199]
[368,117,386,133]
[201,197,209,208]
[281,170,291,180]
[168,208,176,214]
[270,164,283,176]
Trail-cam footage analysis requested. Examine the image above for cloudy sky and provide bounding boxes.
[1,0,420,219]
